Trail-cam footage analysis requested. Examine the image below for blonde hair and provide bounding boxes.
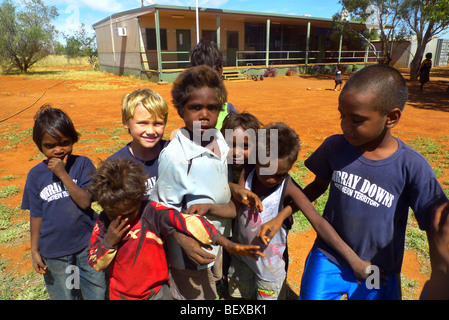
[121,89,168,124]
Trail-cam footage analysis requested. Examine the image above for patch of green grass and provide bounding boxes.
[78,138,101,144]
[401,274,420,300]
[93,140,127,154]
[0,269,49,300]
[0,128,32,150]
[0,175,20,181]
[0,185,20,199]
[0,204,20,230]
[408,136,440,156]
[405,213,430,272]
[111,127,128,138]
[0,221,29,243]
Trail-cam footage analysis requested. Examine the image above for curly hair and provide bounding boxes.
[171,65,227,117]
[88,158,148,213]
[260,122,300,169]
[190,39,223,72]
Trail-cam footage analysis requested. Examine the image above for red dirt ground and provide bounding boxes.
[1,66,448,300]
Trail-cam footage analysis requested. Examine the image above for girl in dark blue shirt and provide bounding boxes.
[22,105,106,300]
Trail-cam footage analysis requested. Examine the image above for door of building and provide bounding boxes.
[176,29,191,68]
[226,31,239,67]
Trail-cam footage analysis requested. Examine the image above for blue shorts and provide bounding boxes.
[299,247,401,300]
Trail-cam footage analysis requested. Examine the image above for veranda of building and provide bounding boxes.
[93,4,376,82]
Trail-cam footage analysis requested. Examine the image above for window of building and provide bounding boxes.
[146,28,168,50]
[202,30,217,43]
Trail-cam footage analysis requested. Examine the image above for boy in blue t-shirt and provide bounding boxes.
[21,105,106,300]
[108,89,169,199]
[299,64,448,300]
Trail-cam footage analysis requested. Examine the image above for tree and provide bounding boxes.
[0,0,58,73]
[401,0,449,80]
[337,0,405,65]
[63,24,98,69]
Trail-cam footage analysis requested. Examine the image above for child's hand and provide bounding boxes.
[173,231,216,266]
[46,156,67,178]
[431,201,449,262]
[224,242,265,260]
[234,187,263,212]
[352,260,389,287]
[31,250,47,274]
[257,216,283,246]
[185,203,212,216]
[106,216,130,247]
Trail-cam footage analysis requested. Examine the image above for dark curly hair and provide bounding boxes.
[260,122,300,169]
[171,65,227,118]
[88,158,148,213]
[190,39,223,72]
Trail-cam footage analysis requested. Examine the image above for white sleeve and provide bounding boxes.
[149,147,189,211]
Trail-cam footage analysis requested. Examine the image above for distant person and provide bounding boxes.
[333,64,343,91]
[190,39,237,130]
[299,64,448,300]
[22,105,106,300]
[419,53,432,92]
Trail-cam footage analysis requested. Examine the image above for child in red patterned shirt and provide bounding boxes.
[87,158,264,300]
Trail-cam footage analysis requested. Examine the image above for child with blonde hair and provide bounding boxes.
[108,88,169,199]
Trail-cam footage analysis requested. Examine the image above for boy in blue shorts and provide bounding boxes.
[299,64,448,300]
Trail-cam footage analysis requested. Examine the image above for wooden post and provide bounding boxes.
[155,8,162,82]
[306,21,311,66]
[266,19,270,67]
[338,34,343,64]
[216,15,221,50]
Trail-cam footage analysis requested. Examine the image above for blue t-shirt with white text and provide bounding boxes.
[305,134,447,275]
[21,155,97,258]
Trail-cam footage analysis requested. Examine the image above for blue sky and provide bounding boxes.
[40,0,343,39]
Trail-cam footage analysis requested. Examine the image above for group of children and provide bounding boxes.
[22,41,449,300]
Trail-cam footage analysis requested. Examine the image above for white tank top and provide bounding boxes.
[234,169,289,281]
